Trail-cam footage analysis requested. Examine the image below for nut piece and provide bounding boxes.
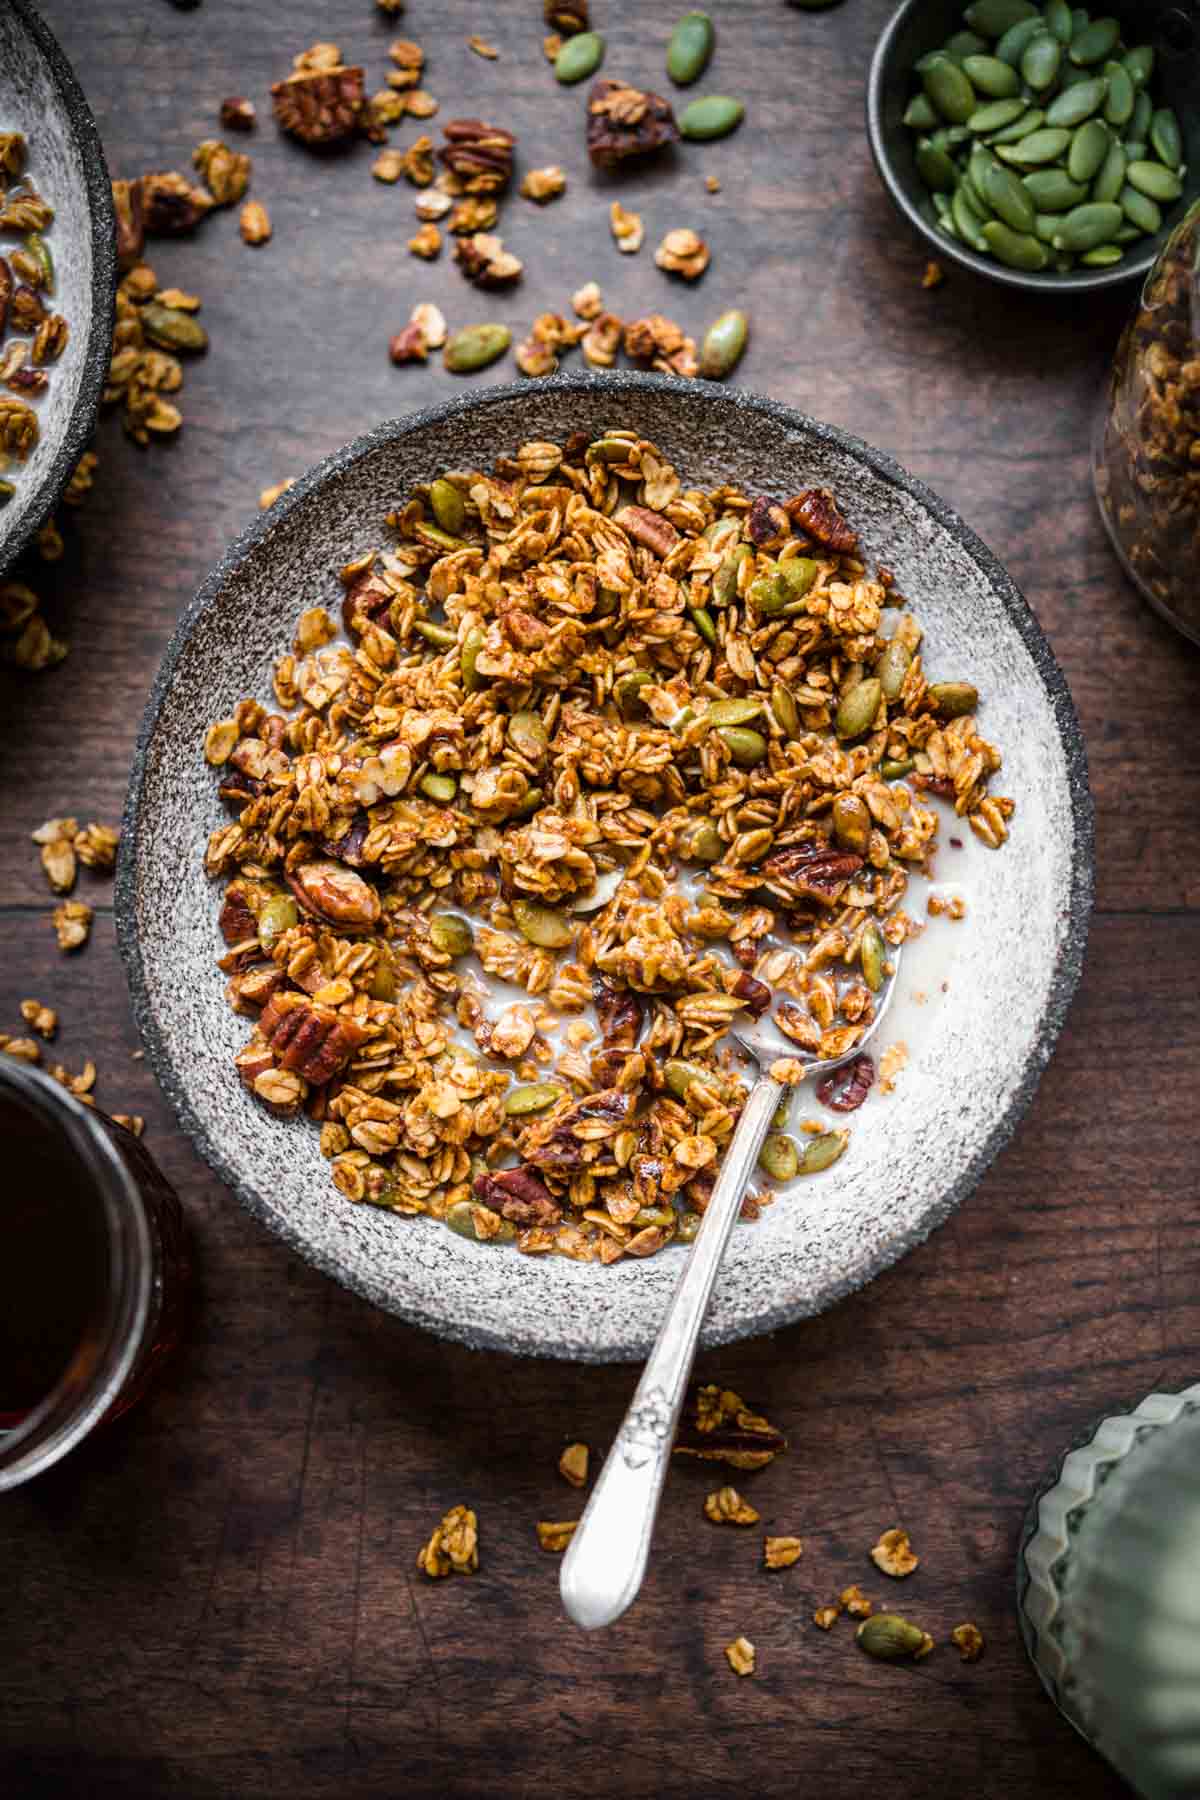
[558,1442,589,1487]
[53,900,92,952]
[870,1527,919,1579]
[521,165,567,204]
[287,860,381,931]
[856,1613,929,1661]
[20,999,58,1039]
[0,395,37,461]
[416,1504,478,1577]
[257,990,370,1085]
[587,79,678,168]
[724,1637,755,1677]
[192,139,250,205]
[438,119,516,193]
[32,816,78,894]
[951,1622,984,1663]
[572,280,603,319]
[840,1584,873,1618]
[535,1520,577,1553]
[239,201,272,246]
[141,171,215,235]
[408,223,442,261]
[673,1384,786,1470]
[220,97,257,132]
[453,232,522,287]
[655,228,709,280]
[763,1535,803,1570]
[74,822,118,870]
[272,64,366,146]
[704,1485,759,1526]
[610,200,643,253]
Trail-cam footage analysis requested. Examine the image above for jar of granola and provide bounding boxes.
[1094,198,1200,648]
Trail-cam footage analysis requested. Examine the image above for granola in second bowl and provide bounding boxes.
[202,429,1011,1264]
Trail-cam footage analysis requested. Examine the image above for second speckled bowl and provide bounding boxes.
[116,373,1093,1363]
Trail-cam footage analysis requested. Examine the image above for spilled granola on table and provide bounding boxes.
[0,129,69,511]
[202,430,1011,1263]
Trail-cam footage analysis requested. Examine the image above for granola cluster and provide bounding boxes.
[203,432,1010,1262]
[0,131,69,511]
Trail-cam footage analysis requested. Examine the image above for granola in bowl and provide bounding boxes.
[201,425,1011,1266]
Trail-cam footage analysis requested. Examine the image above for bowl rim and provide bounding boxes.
[865,0,1180,296]
[0,0,117,576]
[115,370,1096,1362]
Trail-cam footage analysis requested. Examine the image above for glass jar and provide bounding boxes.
[1094,196,1200,648]
[0,1057,190,1491]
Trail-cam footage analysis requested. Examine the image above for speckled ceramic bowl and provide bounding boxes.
[0,0,116,575]
[116,374,1094,1363]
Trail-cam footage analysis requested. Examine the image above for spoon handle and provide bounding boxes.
[559,1073,782,1630]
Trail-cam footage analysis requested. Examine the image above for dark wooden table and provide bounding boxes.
[3,1,1198,1794]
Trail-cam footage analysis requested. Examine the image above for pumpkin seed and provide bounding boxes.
[0,481,15,505]
[1020,32,1061,90]
[414,620,456,648]
[860,919,886,992]
[713,543,752,605]
[1120,183,1162,233]
[798,1131,847,1175]
[1068,118,1111,184]
[667,11,714,85]
[687,820,724,862]
[986,105,1045,143]
[699,308,748,379]
[857,1614,927,1661]
[1080,242,1123,264]
[1021,167,1087,209]
[1043,75,1107,128]
[1122,140,1147,163]
[983,218,1050,267]
[689,605,717,646]
[1044,0,1073,43]
[1100,60,1132,126]
[504,1082,565,1117]
[835,677,882,741]
[678,94,745,140]
[1070,16,1119,65]
[1127,159,1183,203]
[963,0,1037,36]
[928,680,979,717]
[968,96,1028,132]
[996,126,1071,165]
[717,725,767,766]
[952,183,991,250]
[1113,221,1141,242]
[445,1199,515,1243]
[832,792,872,854]
[1149,108,1183,171]
[586,436,635,464]
[370,951,396,1001]
[748,572,788,615]
[922,55,977,125]
[876,636,913,701]
[556,30,605,82]
[904,93,940,130]
[994,15,1043,64]
[507,710,548,759]
[708,696,763,727]
[513,785,543,819]
[1033,210,1058,241]
[23,232,52,291]
[419,771,458,802]
[1130,88,1152,141]
[511,898,573,948]
[444,323,510,373]
[665,1058,708,1098]
[614,669,654,717]
[758,1133,800,1181]
[676,1210,701,1244]
[963,53,1020,96]
[881,756,914,779]
[429,477,465,536]
[772,1090,792,1131]
[141,302,208,352]
[1123,44,1154,88]
[430,913,473,957]
[980,156,1036,230]
[1091,139,1126,204]
[769,679,800,738]
[1051,199,1122,251]
[460,625,485,691]
[258,893,299,947]
[946,30,989,59]
[779,556,819,600]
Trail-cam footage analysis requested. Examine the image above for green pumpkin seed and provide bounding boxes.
[444,323,510,373]
[1033,210,1058,241]
[513,786,542,819]
[1045,76,1108,128]
[676,1210,701,1244]
[798,1131,847,1175]
[1123,44,1154,88]
[936,213,961,242]
[512,899,573,948]
[141,302,208,352]
[835,677,882,741]
[1149,108,1183,171]
[1080,242,1123,264]
[678,94,745,140]
[876,636,913,701]
[962,53,1020,96]
[994,15,1043,64]
[1120,183,1161,233]
[707,697,763,727]
[986,105,1045,142]
[860,919,886,992]
[1127,159,1183,203]
[1113,221,1141,242]
[1022,167,1087,209]
[0,481,15,505]
[772,1090,792,1131]
[880,756,914,779]
[1044,0,1073,43]
[23,232,53,292]
[758,1133,800,1181]
[1130,88,1152,141]
[980,157,1036,230]
[430,913,474,957]
[415,620,457,647]
[445,1199,516,1243]
[996,126,1072,165]
[943,124,972,145]
[916,139,959,191]
[687,820,724,862]
[1091,139,1126,203]
[832,792,872,854]
[505,1082,565,1117]
[967,96,1028,132]
[1067,119,1111,183]
[922,55,977,125]
[982,219,1050,266]
[769,680,800,738]
[946,30,989,59]
[429,477,465,536]
[507,710,548,760]
[779,556,819,600]
[699,308,748,379]
[717,725,767,766]
[1051,199,1122,250]
[666,11,714,85]
[614,669,654,717]
[556,30,605,82]
[586,435,635,464]
[258,894,299,947]
[713,543,752,605]
[1020,32,1061,90]
[952,183,991,250]
[904,92,940,130]
[1070,16,1120,65]
[690,605,717,645]
[857,1614,927,1661]
[1122,140,1147,162]
[963,0,1037,37]
[928,680,979,717]
[1100,60,1132,126]
[419,771,458,802]
[748,572,788,615]
[664,1059,708,1098]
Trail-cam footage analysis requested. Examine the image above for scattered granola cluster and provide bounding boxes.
[30,814,119,955]
[0,995,143,1138]
[0,130,69,512]
[202,433,1009,1261]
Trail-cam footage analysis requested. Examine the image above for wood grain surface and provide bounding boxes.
[2,1,1198,1795]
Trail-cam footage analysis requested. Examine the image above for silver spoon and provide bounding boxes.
[559,945,902,1630]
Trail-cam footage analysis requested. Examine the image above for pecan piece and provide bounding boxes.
[10,285,46,333]
[221,97,257,133]
[258,990,369,1084]
[271,65,366,147]
[320,811,371,869]
[593,977,642,1048]
[587,80,678,169]
[218,880,259,945]
[111,178,145,269]
[453,232,522,288]
[746,495,789,547]
[438,119,515,193]
[760,842,863,907]
[786,487,858,553]
[389,320,429,365]
[287,860,381,932]
[732,972,770,1018]
[615,504,679,559]
[524,1087,635,1170]
[816,1053,875,1113]
[673,1384,787,1470]
[141,171,215,234]
[473,1165,561,1227]
[342,566,396,638]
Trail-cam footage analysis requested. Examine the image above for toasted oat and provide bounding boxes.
[922,260,945,290]
[610,200,644,254]
[763,1535,803,1570]
[952,1622,984,1662]
[705,174,721,193]
[468,35,499,58]
[415,189,453,221]
[654,228,709,280]
[416,1504,479,1577]
[521,165,566,204]
[0,1035,41,1062]
[74,822,118,871]
[535,1520,577,1552]
[405,91,440,119]
[259,479,294,510]
[571,280,603,319]
[372,149,406,184]
[813,1603,842,1630]
[112,1114,146,1136]
[20,1000,58,1039]
[704,1485,759,1526]
[53,901,92,953]
[193,138,250,206]
[724,1636,755,1676]
[871,1527,919,1578]
[239,201,271,246]
[558,1442,589,1487]
[840,1584,873,1618]
[408,222,442,260]
[400,135,436,186]
[33,817,78,894]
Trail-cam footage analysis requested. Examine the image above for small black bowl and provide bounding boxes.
[867,0,1200,293]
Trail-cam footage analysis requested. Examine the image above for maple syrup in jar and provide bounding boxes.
[0,1059,189,1491]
